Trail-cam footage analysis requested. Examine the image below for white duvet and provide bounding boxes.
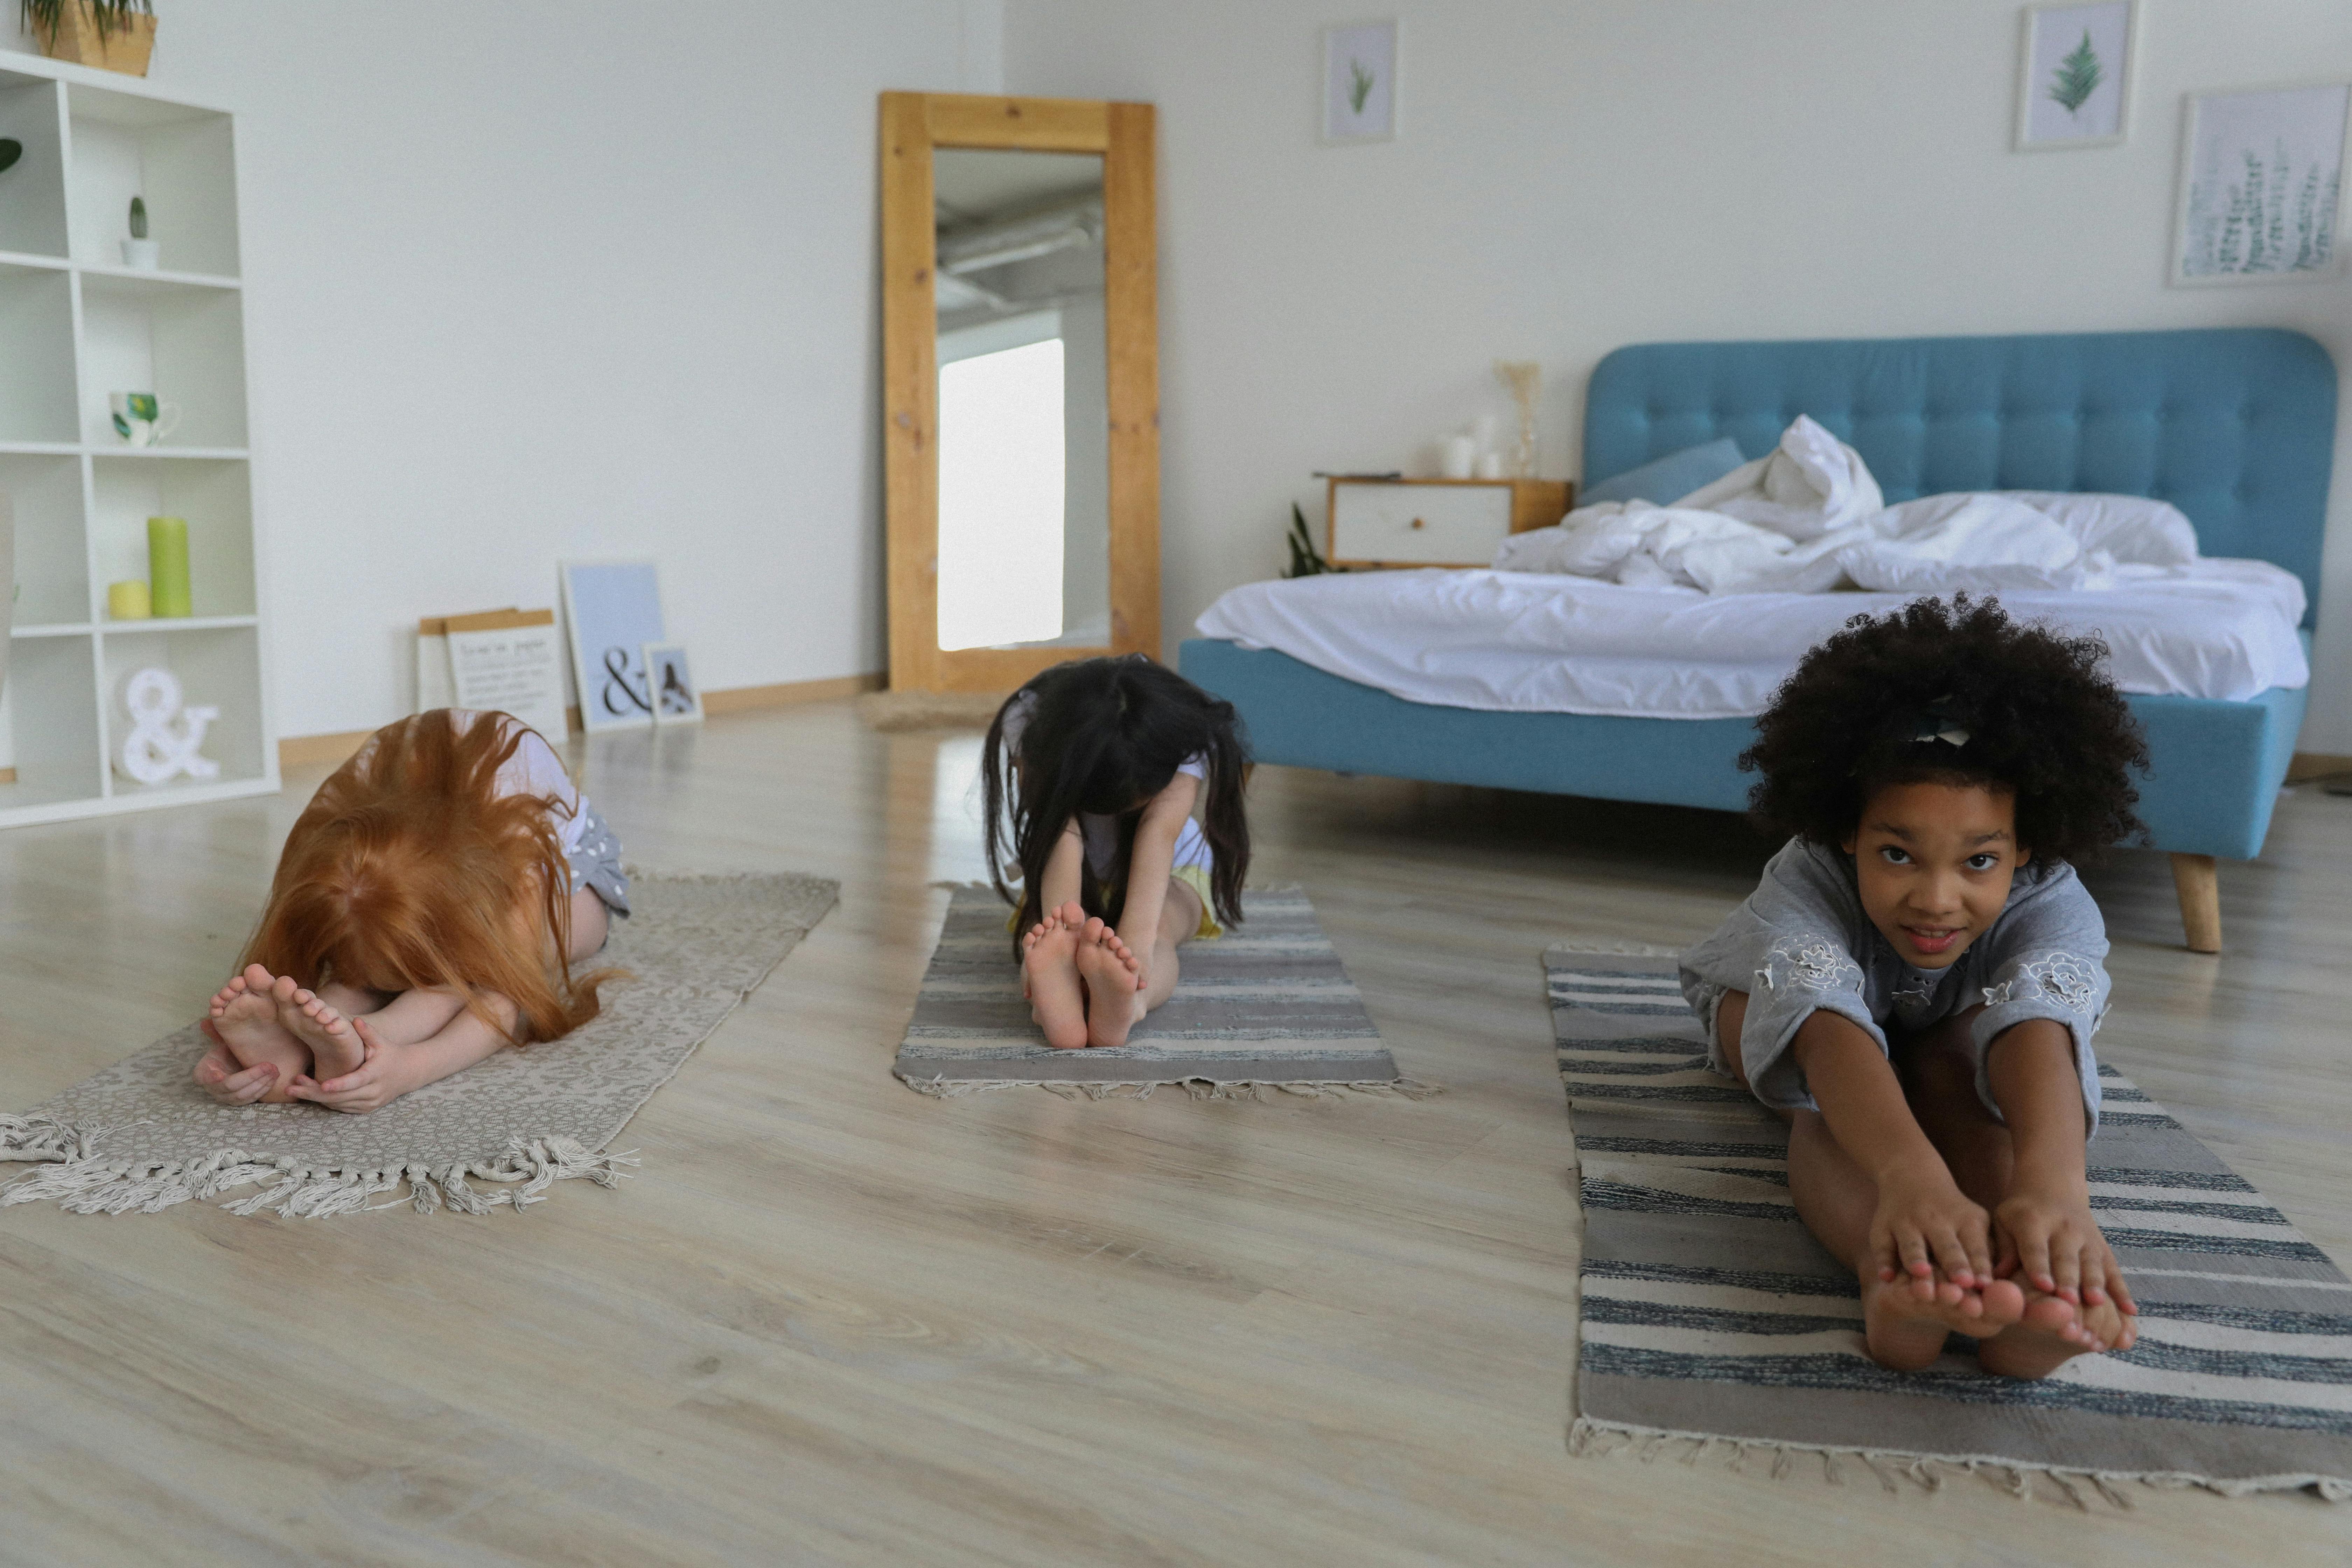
[1194,567,2309,719]
[1493,415,2212,598]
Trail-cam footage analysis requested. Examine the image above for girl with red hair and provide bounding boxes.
[194,709,628,1113]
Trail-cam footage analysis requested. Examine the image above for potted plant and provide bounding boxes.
[121,195,156,269]
[21,0,155,77]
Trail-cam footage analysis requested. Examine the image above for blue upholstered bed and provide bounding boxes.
[1179,329,2335,950]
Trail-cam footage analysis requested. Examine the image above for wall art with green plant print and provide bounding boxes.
[1321,19,1395,145]
[2175,83,2350,285]
[2016,1,2134,150]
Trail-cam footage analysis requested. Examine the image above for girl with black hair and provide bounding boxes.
[1680,596,2149,1380]
[981,656,1251,1050]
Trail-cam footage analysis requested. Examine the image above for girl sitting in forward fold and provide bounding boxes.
[1681,597,2146,1380]
[194,709,629,1114]
[981,656,1250,1050]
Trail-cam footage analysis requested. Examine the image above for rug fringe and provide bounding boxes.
[894,1073,1441,1102]
[1567,1415,2351,1505]
[0,1122,640,1220]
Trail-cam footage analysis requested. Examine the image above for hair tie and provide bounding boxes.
[1911,695,1971,748]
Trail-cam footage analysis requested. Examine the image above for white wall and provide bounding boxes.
[1006,0,2352,752]
[8,0,1002,738]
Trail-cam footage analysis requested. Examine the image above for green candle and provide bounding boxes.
[147,515,191,618]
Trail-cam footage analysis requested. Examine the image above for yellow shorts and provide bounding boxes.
[1005,867,1223,940]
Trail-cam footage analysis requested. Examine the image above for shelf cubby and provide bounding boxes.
[0,58,269,829]
[98,621,266,791]
[0,262,77,442]
[0,72,68,259]
[0,631,102,807]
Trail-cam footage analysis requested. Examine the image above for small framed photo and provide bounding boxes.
[1320,19,1397,146]
[642,641,703,724]
[560,559,666,733]
[2172,82,2350,286]
[2016,1,2136,151]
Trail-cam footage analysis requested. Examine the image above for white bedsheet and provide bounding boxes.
[1193,565,2309,719]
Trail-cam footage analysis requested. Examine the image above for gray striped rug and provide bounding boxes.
[894,886,1426,1098]
[1549,940,2352,1502]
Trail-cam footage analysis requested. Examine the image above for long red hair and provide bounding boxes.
[239,710,612,1043]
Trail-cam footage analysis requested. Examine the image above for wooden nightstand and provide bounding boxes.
[1325,477,1573,569]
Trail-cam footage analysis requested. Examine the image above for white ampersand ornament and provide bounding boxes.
[115,666,221,786]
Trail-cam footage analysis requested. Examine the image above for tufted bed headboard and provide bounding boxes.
[1583,329,2336,623]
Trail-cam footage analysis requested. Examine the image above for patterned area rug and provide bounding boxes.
[893,885,1429,1098]
[1548,940,2352,1502]
[0,872,838,1218]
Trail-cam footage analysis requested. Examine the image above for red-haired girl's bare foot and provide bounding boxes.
[1075,918,1145,1049]
[1861,1269,2024,1372]
[1977,1291,2133,1379]
[272,975,367,1082]
[208,963,309,1102]
[1022,911,1088,1050]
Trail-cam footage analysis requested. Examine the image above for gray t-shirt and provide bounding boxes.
[1678,838,2111,1129]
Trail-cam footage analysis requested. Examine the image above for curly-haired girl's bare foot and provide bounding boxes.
[209,963,308,1103]
[1075,918,1145,1049]
[272,975,367,1082]
[1977,1290,2132,1379]
[1023,913,1088,1049]
[1861,1270,2023,1372]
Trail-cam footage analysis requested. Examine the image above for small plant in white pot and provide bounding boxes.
[121,195,157,269]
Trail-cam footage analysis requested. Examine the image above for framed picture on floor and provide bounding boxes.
[2015,1,2137,151]
[642,641,703,724]
[1320,19,1397,145]
[2171,81,2350,285]
[560,559,666,733]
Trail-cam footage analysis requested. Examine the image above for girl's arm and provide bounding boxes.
[1793,1010,1997,1289]
[1038,819,1085,915]
[1986,1019,2134,1314]
[1113,773,1199,965]
[289,1001,512,1114]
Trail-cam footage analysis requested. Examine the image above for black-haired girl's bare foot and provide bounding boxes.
[1977,1290,2133,1380]
[1861,1270,2024,1372]
[1075,918,1145,1049]
[271,975,367,1082]
[208,963,309,1103]
[1022,910,1089,1050]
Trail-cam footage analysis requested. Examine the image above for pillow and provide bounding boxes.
[1998,491,2200,566]
[1581,437,1746,507]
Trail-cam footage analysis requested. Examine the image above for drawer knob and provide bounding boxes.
[1410,517,1425,529]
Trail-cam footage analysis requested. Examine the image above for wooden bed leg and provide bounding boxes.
[2171,853,2221,954]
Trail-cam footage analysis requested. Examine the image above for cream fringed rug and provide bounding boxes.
[1549,939,2352,1504]
[0,871,837,1219]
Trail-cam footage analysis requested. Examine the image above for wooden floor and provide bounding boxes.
[2,701,2348,1565]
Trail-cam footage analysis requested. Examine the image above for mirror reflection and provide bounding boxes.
[932,148,1110,652]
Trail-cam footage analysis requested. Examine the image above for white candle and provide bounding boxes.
[1438,433,1476,479]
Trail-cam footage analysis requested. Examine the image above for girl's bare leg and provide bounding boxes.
[1714,992,2019,1371]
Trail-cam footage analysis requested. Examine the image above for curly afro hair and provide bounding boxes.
[1740,595,2149,865]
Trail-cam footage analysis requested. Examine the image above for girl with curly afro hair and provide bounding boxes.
[1679,596,2150,1380]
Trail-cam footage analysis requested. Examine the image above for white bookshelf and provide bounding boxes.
[0,53,273,827]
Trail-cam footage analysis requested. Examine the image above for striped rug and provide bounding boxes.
[894,886,1426,1098]
[1549,940,2352,1502]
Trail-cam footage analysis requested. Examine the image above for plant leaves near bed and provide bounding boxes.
[0,140,19,175]
[1284,501,1342,578]
[2048,30,2102,118]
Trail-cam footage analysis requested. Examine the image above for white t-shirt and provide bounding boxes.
[1001,691,1212,879]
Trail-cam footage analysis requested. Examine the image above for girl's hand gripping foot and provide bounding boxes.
[288,1016,406,1114]
[192,1017,282,1106]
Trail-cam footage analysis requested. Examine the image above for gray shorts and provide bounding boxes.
[566,804,631,918]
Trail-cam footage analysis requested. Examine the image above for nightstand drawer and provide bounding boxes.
[1326,478,1570,568]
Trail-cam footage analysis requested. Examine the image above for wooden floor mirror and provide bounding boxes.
[879,92,1160,694]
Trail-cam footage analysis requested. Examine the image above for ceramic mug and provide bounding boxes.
[110,391,182,448]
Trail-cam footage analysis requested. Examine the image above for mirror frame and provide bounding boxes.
[879,91,1160,693]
